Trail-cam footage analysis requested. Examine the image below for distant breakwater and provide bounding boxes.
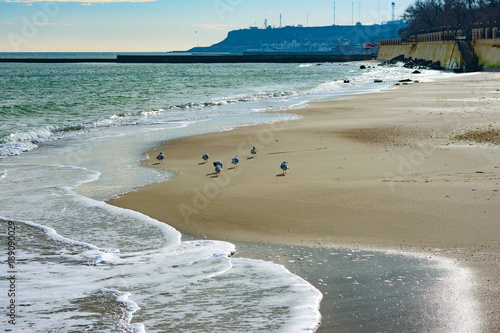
[0,58,116,63]
[0,53,372,64]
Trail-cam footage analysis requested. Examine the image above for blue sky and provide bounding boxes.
[0,0,414,52]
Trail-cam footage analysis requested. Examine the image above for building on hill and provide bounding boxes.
[189,23,407,54]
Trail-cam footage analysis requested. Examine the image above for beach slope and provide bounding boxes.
[109,73,500,331]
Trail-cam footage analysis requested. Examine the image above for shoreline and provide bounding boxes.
[108,72,500,331]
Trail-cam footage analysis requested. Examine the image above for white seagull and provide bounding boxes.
[251,146,257,157]
[214,160,223,176]
[280,161,289,175]
[156,152,165,163]
[232,156,239,167]
[202,153,209,163]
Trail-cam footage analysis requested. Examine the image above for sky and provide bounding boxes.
[0,0,415,52]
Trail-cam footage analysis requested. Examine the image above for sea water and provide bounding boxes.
[0,55,478,332]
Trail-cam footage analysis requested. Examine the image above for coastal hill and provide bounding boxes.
[189,22,406,54]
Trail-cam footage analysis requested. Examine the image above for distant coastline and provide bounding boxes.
[189,23,405,54]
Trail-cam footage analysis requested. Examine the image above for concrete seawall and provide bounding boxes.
[474,40,500,70]
[377,41,462,70]
[377,39,500,71]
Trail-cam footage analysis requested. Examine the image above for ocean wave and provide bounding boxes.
[1,216,121,262]
[98,289,145,333]
[0,89,299,158]
[171,90,296,110]
[0,114,137,157]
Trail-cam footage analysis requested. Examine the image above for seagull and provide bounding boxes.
[231,156,239,167]
[280,161,289,175]
[251,146,257,157]
[202,153,209,163]
[156,152,165,163]
[214,160,223,176]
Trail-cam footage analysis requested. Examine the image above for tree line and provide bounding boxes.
[400,0,500,36]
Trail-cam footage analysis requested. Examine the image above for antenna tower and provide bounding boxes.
[378,0,380,23]
[359,2,361,23]
[334,1,336,25]
[391,2,395,21]
[351,2,354,25]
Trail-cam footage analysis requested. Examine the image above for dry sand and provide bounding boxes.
[109,72,500,331]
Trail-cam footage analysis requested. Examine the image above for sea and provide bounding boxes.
[0,53,480,332]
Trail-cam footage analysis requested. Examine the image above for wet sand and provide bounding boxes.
[109,72,500,331]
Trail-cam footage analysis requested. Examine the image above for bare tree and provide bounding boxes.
[402,0,445,31]
[401,0,499,35]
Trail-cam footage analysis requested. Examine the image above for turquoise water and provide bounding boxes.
[0,56,478,332]
[0,61,352,156]
[0,58,455,158]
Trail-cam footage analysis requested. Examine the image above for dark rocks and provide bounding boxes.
[360,65,366,69]
[379,54,444,71]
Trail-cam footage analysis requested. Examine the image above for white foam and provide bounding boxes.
[101,288,145,332]
[0,161,324,331]
[2,216,121,263]
[233,258,323,332]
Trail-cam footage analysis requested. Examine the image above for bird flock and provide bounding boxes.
[156,147,289,176]
[201,147,289,177]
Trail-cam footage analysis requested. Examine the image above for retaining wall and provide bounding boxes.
[378,39,500,71]
[377,41,462,70]
[474,39,500,70]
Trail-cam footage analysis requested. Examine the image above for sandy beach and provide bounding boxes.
[109,72,500,331]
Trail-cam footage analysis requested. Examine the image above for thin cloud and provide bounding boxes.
[199,24,243,31]
[34,22,75,26]
[2,0,155,3]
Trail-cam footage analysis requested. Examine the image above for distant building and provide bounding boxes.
[260,40,335,53]
[363,43,380,55]
[385,19,405,25]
